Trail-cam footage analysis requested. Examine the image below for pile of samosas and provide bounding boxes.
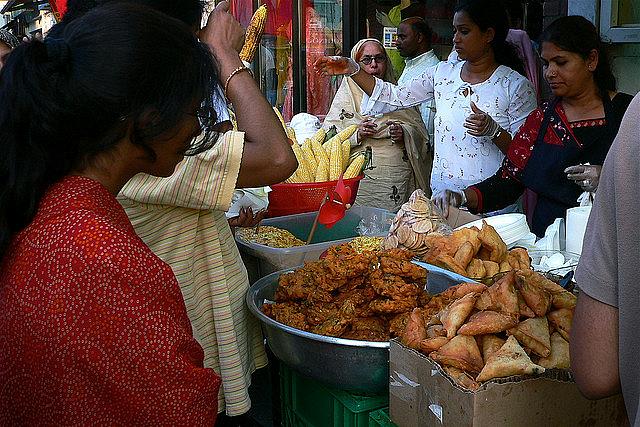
[401,269,576,391]
[423,221,531,282]
[262,245,430,342]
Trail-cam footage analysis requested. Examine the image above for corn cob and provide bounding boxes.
[322,139,331,156]
[273,106,287,130]
[335,124,358,142]
[291,142,312,182]
[329,138,343,181]
[344,153,366,179]
[301,139,317,171]
[286,127,297,142]
[239,5,267,63]
[315,158,329,182]
[310,136,330,166]
[310,128,326,145]
[341,140,351,170]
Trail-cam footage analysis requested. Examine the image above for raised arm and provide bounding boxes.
[314,56,436,115]
[201,2,297,187]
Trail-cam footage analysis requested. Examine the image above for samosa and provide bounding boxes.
[482,271,519,315]
[508,317,552,357]
[430,334,484,373]
[401,308,426,349]
[480,334,506,363]
[442,365,480,391]
[466,258,486,279]
[516,274,552,317]
[478,221,508,262]
[547,308,573,342]
[440,292,478,338]
[457,310,519,335]
[538,332,570,369]
[476,335,545,382]
[482,260,500,278]
[420,336,450,354]
[441,282,487,300]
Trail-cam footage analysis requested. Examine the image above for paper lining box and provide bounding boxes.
[389,339,626,427]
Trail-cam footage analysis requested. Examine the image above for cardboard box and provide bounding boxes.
[389,339,626,427]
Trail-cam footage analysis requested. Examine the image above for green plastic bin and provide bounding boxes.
[368,408,396,427]
[280,363,388,427]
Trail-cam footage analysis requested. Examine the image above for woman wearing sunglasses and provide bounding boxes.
[323,38,431,211]
[316,0,537,216]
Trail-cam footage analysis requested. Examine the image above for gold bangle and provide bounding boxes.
[224,65,253,100]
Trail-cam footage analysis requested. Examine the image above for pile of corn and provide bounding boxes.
[273,109,367,183]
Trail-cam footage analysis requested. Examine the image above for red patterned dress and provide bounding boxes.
[0,176,221,425]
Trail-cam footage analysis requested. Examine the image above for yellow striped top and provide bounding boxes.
[117,131,267,416]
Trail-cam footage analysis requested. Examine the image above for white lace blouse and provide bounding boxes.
[362,60,536,195]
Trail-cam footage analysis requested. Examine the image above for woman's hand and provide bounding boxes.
[357,117,378,142]
[313,56,359,77]
[387,121,404,144]
[432,190,464,218]
[200,1,245,58]
[228,207,266,229]
[565,164,602,192]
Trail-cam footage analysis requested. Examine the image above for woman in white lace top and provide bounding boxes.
[316,0,536,213]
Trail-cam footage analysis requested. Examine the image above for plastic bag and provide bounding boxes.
[226,187,271,219]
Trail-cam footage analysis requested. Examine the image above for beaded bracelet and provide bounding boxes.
[224,65,253,100]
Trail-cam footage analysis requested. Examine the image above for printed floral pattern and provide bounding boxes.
[363,60,536,195]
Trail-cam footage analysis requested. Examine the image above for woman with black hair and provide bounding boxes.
[45,0,298,420]
[432,16,634,237]
[0,2,292,424]
[315,0,536,215]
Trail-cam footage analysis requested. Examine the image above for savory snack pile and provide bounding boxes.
[401,269,576,391]
[422,221,531,282]
[262,245,429,341]
[383,189,451,257]
[348,236,384,253]
[236,225,305,248]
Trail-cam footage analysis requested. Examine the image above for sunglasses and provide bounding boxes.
[360,55,386,65]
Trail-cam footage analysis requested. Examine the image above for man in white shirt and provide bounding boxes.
[396,17,439,148]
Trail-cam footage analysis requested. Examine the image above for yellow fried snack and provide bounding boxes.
[466,258,486,279]
[476,335,545,382]
[236,226,305,248]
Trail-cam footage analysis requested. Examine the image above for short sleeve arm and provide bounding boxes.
[119,131,244,211]
[575,125,625,308]
[361,65,437,115]
[505,76,537,136]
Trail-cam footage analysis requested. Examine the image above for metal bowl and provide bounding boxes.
[246,270,389,393]
[246,263,471,393]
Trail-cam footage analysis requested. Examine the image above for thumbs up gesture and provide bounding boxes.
[464,101,500,138]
